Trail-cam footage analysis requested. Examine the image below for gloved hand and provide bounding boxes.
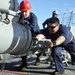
[19,18,29,25]
[19,18,31,30]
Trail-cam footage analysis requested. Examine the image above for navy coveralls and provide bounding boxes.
[19,12,40,36]
[41,25,75,72]
[42,18,50,28]
[42,18,50,26]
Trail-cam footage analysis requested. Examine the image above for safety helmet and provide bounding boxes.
[20,0,32,11]
[52,10,58,15]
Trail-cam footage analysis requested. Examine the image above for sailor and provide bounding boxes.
[15,0,41,71]
[40,17,75,75]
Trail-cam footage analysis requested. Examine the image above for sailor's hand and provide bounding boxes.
[19,19,29,25]
[45,41,53,48]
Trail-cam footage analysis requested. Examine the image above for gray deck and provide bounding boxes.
[0,54,75,75]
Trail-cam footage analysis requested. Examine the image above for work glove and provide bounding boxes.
[19,18,29,25]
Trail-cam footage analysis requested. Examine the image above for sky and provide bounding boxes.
[18,0,75,29]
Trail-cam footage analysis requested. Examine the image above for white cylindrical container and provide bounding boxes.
[0,0,19,11]
[0,10,32,56]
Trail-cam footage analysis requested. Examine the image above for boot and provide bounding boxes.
[34,53,41,65]
[15,56,27,71]
[52,70,65,75]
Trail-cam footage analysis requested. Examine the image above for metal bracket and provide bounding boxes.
[3,13,10,24]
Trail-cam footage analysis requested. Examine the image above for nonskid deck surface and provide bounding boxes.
[0,54,75,75]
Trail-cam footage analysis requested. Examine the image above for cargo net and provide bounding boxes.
[0,70,28,75]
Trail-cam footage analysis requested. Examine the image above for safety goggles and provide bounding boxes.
[48,25,58,29]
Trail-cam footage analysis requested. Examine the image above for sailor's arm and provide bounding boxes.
[53,36,65,46]
[46,36,65,48]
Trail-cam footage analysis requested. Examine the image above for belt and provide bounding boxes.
[69,36,74,43]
